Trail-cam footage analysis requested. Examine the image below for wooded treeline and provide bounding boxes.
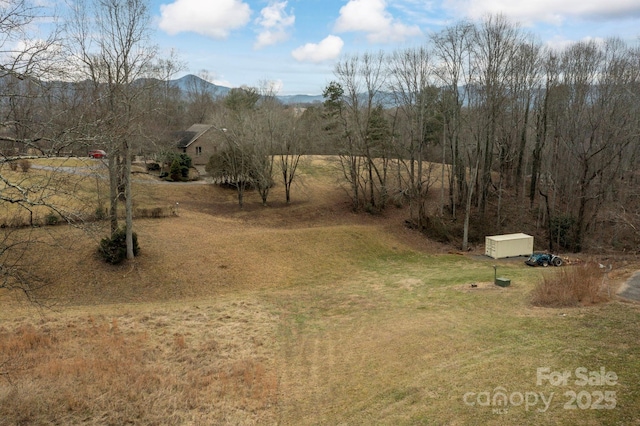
[322,15,640,253]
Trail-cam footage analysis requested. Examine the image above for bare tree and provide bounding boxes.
[135,51,187,159]
[330,52,390,211]
[251,106,276,206]
[276,106,314,204]
[67,0,158,260]
[387,46,439,228]
[431,21,474,219]
[529,48,560,207]
[470,14,527,216]
[0,0,96,300]
[184,70,218,124]
[205,122,253,208]
[549,38,640,251]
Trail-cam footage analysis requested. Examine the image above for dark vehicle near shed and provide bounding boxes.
[525,253,563,267]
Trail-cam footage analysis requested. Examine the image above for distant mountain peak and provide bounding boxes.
[170,74,324,105]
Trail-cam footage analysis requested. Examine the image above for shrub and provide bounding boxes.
[8,161,17,171]
[99,227,140,264]
[146,162,161,172]
[95,205,107,221]
[530,263,607,307]
[416,215,458,244]
[169,159,182,181]
[162,153,192,181]
[18,159,31,172]
[45,212,59,226]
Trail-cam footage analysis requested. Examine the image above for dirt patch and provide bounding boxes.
[396,278,424,290]
[455,281,508,292]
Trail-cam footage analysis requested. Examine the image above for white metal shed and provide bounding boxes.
[485,233,534,259]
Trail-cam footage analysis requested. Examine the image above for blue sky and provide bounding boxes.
[151,0,640,95]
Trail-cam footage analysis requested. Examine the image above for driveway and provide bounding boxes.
[619,271,640,302]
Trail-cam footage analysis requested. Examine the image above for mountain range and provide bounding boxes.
[171,74,325,106]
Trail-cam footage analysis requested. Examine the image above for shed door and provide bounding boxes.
[486,238,496,257]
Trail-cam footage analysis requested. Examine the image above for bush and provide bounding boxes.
[18,159,31,172]
[8,161,17,171]
[413,215,460,244]
[530,263,607,307]
[162,153,192,181]
[45,212,59,226]
[95,205,107,221]
[99,227,140,264]
[146,162,161,172]
[169,159,182,181]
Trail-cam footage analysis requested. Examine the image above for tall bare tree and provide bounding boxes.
[471,15,527,216]
[330,52,390,211]
[431,21,474,219]
[68,0,158,260]
[184,70,218,124]
[387,46,438,228]
[0,0,91,300]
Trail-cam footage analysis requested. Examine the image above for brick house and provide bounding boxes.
[175,124,224,166]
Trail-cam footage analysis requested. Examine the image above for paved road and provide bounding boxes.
[619,272,640,302]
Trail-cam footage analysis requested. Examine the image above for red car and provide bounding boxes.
[89,150,107,159]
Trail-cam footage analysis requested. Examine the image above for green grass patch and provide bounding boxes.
[269,248,640,425]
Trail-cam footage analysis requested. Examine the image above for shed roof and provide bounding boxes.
[176,124,214,149]
[486,233,532,241]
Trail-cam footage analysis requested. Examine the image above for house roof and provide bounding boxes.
[176,124,214,149]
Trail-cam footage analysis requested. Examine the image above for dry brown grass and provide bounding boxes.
[0,158,108,226]
[0,303,281,424]
[530,262,610,307]
[0,156,435,424]
[0,156,638,425]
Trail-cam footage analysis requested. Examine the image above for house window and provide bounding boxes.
[196,146,202,156]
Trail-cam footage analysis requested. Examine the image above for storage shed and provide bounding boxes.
[485,233,534,259]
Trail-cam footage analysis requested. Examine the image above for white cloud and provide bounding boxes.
[254,1,295,49]
[545,35,606,52]
[291,35,344,63]
[443,0,640,25]
[334,0,422,43]
[159,0,251,38]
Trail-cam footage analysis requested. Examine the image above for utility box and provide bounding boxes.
[495,277,511,287]
[485,233,533,259]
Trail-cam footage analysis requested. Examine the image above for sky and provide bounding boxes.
[149,0,640,95]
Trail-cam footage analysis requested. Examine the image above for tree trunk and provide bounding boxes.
[124,140,134,260]
[462,158,479,251]
[109,152,118,235]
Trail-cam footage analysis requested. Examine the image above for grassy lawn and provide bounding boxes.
[0,156,638,425]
